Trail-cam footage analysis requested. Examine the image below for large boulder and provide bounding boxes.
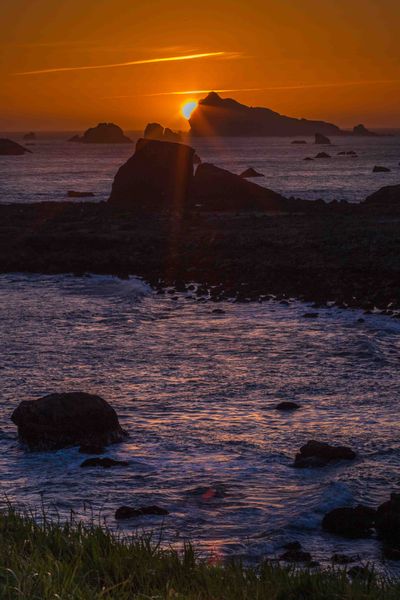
[294,440,356,468]
[192,163,287,211]
[364,184,400,210]
[69,123,132,144]
[0,138,32,155]
[109,138,195,211]
[322,505,376,538]
[11,392,127,451]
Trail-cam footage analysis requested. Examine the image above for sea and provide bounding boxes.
[0,133,400,570]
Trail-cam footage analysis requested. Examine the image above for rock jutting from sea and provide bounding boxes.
[69,123,132,144]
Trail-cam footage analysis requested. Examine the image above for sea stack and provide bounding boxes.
[69,123,132,144]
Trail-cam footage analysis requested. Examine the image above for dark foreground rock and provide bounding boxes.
[322,505,376,538]
[69,123,132,144]
[376,493,400,548]
[279,549,312,562]
[109,138,195,211]
[11,392,127,451]
[294,440,356,468]
[115,505,169,520]
[0,138,32,155]
[80,457,128,468]
[67,191,95,198]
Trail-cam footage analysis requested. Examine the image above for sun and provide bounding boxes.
[181,100,198,119]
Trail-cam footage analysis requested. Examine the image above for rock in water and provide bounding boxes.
[373,166,391,173]
[240,167,264,178]
[109,138,195,211]
[192,163,286,211]
[80,457,128,468]
[275,401,300,411]
[0,138,32,155]
[322,505,376,538]
[189,92,341,137]
[11,392,127,451]
[69,123,132,144]
[353,124,376,136]
[315,152,331,159]
[376,493,400,547]
[144,122,181,142]
[294,439,356,468]
[115,505,169,520]
[315,133,331,145]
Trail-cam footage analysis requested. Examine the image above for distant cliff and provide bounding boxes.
[189,92,342,137]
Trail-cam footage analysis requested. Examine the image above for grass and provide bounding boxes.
[0,507,398,599]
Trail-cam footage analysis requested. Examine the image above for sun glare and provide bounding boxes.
[181,100,198,119]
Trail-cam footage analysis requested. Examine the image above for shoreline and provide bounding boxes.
[1,201,400,314]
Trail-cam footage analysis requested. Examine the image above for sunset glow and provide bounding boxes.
[181,100,198,119]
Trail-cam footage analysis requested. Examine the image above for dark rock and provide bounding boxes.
[0,138,32,155]
[294,440,356,468]
[364,184,400,209]
[353,124,376,136]
[192,163,287,211]
[23,132,36,141]
[383,545,400,560]
[69,123,132,144]
[303,312,319,318]
[279,550,312,562]
[315,133,331,145]
[275,401,300,411]
[304,157,314,161]
[331,553,357,564]
[347,151,358,156]
[315,152,331,159]
[282,541,302,551]
[338,151,346,155]
[373,166,391,173]
[357,318,365,323]
[79,444,105,454]
[115,505,169,520]
[212,308,225,314]
[109,138,195,212]
[240,167,264,178]
[189,92,342,137]
[291,140,307,144]
[144,122,181,142]
[376,493,400,546]
[11,392,127,451]
[322,505,376,538]
[67,191,95,198]
[80,457,128,468]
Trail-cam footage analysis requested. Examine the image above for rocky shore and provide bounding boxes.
[1,199,400,312]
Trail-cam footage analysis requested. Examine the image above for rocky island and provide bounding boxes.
[69,122,132,144]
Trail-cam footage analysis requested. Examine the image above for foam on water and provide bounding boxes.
[1,273,400,568]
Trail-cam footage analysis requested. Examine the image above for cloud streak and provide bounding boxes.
[15,52,239,76]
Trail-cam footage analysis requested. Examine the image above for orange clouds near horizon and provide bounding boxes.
[1,0,400,131]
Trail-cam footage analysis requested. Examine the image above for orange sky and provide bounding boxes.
[1,0,400,131]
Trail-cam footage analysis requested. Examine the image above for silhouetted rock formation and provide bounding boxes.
[291,140,307,144]
[364,184,400,209]
[192,163,287,211]
[353,124,377,136]
[144,122,181,142]
[240,167,264,178]
[115,505,169,520]
[315,152,331,159]
[69,123,132,144]
[11,392,127,451]
[294,440,356,468]
[80,457,128,468]
[189,92,342,137]
[315,133,331,145]
[0,138,32,155]
[23,132,36,141]
[373,166,390,173]
[322,506,376,538]
[67,191,95,198]
[109,138,195,211]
